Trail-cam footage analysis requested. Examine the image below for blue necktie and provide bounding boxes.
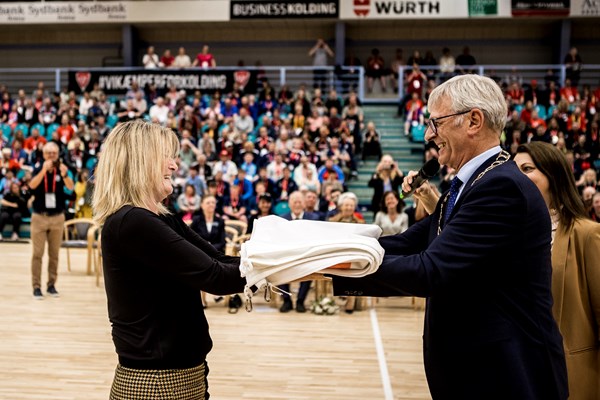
[444,177,462,224]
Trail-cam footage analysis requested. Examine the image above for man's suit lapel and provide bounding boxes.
[446,152,501,223]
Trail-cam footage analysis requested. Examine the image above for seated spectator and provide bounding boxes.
[404,99,425,138]
[149,97,170,126]
[576,168,599,194]
[23,126,47,153]
[278,190,321,313]
[247,193,273,233]
[317,156,345,184]
[211,171,230,210]
[374,190,409,236]
[213,150,238,184]
[560,79,580,104]
[302,189,324,220]
[159,49,174,68]
[173,47,192,68]
[222,184,247,223]
[177,183,201,224]
[116,99,142,123]
[294,155,320,194]
[254,166,276,197]
[582,186,597,217]
[190,194,226,252]
[233,107,254,137]
[0,181,29,240]
[368,155,403,213]
[240,152,258,182]
[73,169,93,219]
[186,164,207,199]
[232,169,254,204]
[142,46,160,69]
[329,136,355,179]
[266,151,287,182]
[18,98,39,126]
[275,166,298,203]
[591,192,600,222]
[507,82,525,105]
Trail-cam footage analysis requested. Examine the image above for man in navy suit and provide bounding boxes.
[333,75,568,399]
[279,191,321,313]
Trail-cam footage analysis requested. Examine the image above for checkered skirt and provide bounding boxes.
[110,363,208,400]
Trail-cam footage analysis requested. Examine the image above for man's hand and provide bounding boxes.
[402,170,440,215]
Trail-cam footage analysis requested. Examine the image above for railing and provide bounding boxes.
[0,66,365,100]
[0,64,598,103]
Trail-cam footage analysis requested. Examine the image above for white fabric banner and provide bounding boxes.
[240,215,384,297]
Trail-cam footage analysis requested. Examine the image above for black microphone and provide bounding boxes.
[400,158,440,199]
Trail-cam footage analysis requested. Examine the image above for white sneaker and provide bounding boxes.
[11,232,19,241]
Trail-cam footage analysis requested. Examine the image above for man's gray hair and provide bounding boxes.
[428,74,507,134]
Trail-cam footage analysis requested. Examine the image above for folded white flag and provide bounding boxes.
[239,215,384,301]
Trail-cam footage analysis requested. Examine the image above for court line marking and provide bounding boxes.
[370,307,394,400]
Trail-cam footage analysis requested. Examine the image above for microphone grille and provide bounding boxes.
[422,158,440,178]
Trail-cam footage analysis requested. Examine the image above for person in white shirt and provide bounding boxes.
[149,97,170,126]
[173,47,192,68]
[142,46,160,69]
[374,191,409,236]
[266,152,287,182]
[212,150,238,184]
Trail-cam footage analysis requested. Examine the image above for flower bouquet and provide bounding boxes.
[310,297,340,315]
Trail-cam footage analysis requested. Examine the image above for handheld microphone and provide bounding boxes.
[400,158,440,199]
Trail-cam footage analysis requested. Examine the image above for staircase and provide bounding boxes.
[347,104,425,222]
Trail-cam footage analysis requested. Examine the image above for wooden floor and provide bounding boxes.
[0,242,430,400]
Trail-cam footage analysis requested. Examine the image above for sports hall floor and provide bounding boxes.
[0,242,429,400]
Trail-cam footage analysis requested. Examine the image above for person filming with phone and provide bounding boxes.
[28,142,74,299]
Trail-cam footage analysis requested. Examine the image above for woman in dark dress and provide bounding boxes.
[92,120,245,400]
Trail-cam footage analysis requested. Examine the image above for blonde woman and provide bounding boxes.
[93,120,245,400]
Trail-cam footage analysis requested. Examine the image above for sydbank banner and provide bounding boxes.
[68,69,258,95]
[0,0,229,24]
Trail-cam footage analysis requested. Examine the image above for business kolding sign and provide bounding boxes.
[68,69,258,95]
[231,0,339,19]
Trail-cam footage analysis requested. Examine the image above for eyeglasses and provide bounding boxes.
[427,110,471,135]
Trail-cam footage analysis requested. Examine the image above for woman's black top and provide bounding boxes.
[101,205,245,370]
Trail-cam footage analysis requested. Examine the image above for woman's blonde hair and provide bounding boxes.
[92,120,180,224]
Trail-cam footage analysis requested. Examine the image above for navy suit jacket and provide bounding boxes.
[281,211,321,221]
[333,154,568,399]
[190,213,226,253]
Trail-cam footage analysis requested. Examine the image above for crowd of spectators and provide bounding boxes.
[0,72,388,241]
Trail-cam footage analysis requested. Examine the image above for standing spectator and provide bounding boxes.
[308,38,334,90]
[365,48,387,93]
[564,47,583,88]
[455,46,477,74]
[159,49,174,68]
[368,154,403,213]
[28,142,74,299]
[142,46,160,69]
[374,190,409,236]
[439,47,455,82]
[193,45,216,68]
[173,47,192,68]
[389,48,406,93]
[190,194,226,253]
[0,182,29,240]
[362,121,382,161]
